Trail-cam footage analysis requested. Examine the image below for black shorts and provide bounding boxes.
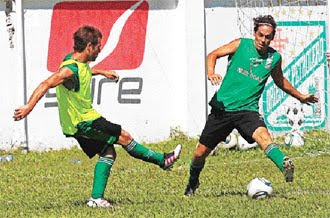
[199,108,266,149]
[71,117,122,158]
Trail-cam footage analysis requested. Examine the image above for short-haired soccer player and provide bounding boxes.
[184,15,318,195]
[14,25,182,207]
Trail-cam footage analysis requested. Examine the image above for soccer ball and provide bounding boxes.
[286,103,304,131]
[247,177,273,199]
[284,130,305,147]
[236,135,258,151]
[217,131,238,149]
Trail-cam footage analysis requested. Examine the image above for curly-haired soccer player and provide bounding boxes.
[184,15,318,195]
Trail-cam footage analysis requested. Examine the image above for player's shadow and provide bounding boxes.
[72,200,87,207]
[204,191,297,200]
[203,190,246,198]
[272,194,297,200]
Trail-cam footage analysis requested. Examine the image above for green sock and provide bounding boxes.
[188,162,204,186]
[124,140,164,166]
[264,143,285,171]
[91,156,115,199]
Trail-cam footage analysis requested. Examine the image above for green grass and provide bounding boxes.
[1,130,330,217]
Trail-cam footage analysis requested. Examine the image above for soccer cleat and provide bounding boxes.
[86,198,113,208]
[282,157,294,182]
[184,181,200,196]
[162,144,182,170]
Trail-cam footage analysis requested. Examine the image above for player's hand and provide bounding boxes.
[208,74,222,85]
[104,70,119,83]
[13,105,32,121]
[299,94,319,105]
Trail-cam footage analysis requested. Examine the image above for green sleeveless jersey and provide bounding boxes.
[209,38,281,112]
[56,53,101,135]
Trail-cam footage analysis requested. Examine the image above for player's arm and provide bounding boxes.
[91,68,119,82]
[207,38,241,85]
[13,67,74,121]
[271,58,319,105]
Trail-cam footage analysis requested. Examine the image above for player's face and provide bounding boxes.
[88,37,102,61]
[254,25,274,53]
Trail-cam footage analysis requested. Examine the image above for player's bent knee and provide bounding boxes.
[252,127,273,149]
[121,129,132,139]
[118,129,133,145]
[194,143,211,159]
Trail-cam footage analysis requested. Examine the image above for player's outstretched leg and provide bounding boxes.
[123,139,182,170]
[264,143,294,182]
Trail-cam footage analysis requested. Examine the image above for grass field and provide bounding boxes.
[1,130,330,217]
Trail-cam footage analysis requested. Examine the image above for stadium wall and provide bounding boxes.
[0,0,328,150]
[0,0,207,150]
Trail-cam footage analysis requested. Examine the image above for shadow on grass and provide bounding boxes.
[72,200,86,207]
[118,197,166,205]
[272,194,297,200]
[203,190,246,198]
[203,191,297,200]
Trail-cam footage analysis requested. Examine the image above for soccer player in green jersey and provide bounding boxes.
[184,15,319,196]
[13,25,181,208]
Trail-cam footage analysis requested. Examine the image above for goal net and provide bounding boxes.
[234,0,330,146]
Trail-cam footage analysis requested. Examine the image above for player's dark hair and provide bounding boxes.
[73,26,102,52]
[253,15,277,36]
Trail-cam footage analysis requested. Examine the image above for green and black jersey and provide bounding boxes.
[56,53,101,135]
[210,38,281,112]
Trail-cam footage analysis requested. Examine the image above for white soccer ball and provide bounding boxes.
[247,177,273,199]
[286,103,304,131]
[217,131,238,149]
[284,131,305,147]
[236,135,258,151]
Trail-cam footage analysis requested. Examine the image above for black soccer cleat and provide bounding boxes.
[184,181,200,196]
[282,156,294,182]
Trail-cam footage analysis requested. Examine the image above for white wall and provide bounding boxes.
[0,4,26,150]
[0,0,207,150]
[0,0,328,150]
[185,0,207,137]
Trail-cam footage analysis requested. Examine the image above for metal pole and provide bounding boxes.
[16,0,29,152]
[203,4,209,120]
